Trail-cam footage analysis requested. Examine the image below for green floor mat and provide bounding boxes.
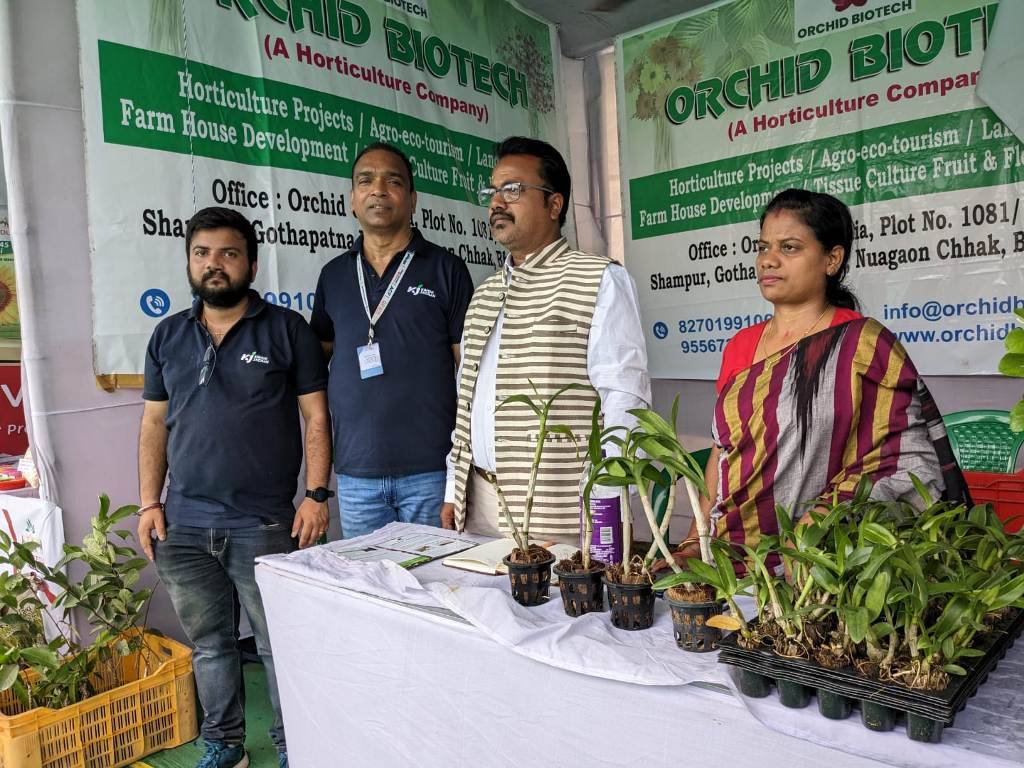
[135,663,280,768]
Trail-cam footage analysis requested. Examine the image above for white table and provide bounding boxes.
[256,524,1021,768]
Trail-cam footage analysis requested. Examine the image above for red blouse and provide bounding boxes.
[716,307,863,393]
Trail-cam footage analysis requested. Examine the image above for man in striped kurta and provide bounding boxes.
[440,137,651,544]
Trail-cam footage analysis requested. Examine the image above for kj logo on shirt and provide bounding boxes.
[240,351,270,365]
[407,283,437,298]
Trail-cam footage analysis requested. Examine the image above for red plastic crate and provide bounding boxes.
[964,470,1024,533]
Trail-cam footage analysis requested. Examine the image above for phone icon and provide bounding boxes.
[140,288,170,318]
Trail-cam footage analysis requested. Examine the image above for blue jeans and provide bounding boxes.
[337,470,446,538]
[154,522,293,751]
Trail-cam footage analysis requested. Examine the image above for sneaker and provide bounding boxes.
[195,741,249,768]
[278,753,288,768]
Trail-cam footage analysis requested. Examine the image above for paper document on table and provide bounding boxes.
[328,545,431,569]
[372,531,477,559]
[326,532,476,569]
[441,538,579,576]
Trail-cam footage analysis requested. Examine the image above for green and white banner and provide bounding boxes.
[79,0,562,376]
[618,0,1024,378]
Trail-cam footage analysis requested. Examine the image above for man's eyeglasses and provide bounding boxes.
[198,343,217,387]
[477,181,555,207]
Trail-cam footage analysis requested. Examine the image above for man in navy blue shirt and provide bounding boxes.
[138,207,330,768]
[310,143,472,538]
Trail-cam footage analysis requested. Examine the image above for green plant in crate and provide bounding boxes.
[0,494,152,710]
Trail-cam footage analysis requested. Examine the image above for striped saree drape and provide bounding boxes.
[710,317,965,561]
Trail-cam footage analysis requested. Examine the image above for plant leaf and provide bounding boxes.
[707,614,743,631]
[860,522,898,548]
[0,664,19,692]
[496,394,541,416]
[713,545,737,594]
[1010,399,1024,433]
[20,647,59,669]
[865,569,891,621]
[845,606,869,644]
[810,564,840,594]
[999,353,1024,378]
[910,474,933,506]
[1005,327,1024,353]
[652,571,697,591]
[628,408,676,439]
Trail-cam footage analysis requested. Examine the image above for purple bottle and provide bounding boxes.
[579,462,623,565]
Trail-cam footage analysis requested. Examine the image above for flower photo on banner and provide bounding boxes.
[621,0,793,171]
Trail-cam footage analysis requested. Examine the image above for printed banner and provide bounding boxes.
[78,0,563,375]
[617,0,1024,378]
[0,210,20,358]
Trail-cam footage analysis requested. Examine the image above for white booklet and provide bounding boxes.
[441,538,579,576]
[327,532,476,569]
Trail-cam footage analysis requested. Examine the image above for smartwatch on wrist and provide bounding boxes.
[305,487,335,503]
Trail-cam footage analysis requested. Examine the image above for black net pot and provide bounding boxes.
[503,552,555,607]
[603,576,655,631]
[553,561,606,617]
[664,594,723,652]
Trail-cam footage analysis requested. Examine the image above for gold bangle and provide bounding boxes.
[677,537,699,551]
[137,502,164,515]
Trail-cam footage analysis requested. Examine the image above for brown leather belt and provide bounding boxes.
[473,465,497,484]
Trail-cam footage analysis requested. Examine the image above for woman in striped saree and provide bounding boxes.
[673,189,965,567]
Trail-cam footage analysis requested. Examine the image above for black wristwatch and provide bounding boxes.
[305,487,335,503]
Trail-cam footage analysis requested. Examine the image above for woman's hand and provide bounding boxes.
[651,538,702,573]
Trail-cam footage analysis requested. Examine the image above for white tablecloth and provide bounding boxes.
[256,523,1023,768]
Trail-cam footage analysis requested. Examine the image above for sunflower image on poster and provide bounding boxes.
[0,219,18,341]
[622,0,794,171]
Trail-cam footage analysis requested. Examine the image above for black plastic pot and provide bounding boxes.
[603,577,655,631]
[818,689,852,720]
[553,561,606,617]
[503,551,555,607]
[906,713,944,743]
[860,700,896,731]
[777,678,811,708]
[738,669,772,698]
[664,595,722,652]
[715,609,1024,743]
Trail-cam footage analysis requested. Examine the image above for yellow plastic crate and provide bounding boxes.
[0,633,197,768]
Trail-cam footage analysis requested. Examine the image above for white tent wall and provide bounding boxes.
[0,2,1020,642]
[0,0,175,635]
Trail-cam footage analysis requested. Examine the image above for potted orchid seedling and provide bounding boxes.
[552,400,625,617]
[490,383,586,607]
[584,396,708,631]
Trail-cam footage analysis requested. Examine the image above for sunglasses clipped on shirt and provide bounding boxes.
[198,343,217,387]
[477,181,555,207]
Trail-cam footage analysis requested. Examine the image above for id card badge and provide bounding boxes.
[357,343,384,379]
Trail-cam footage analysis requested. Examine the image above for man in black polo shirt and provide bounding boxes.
[137,207,330,768]
[310,142,472,538]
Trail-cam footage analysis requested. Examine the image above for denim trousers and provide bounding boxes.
[154,522,293,751]
[337,470,446,538]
